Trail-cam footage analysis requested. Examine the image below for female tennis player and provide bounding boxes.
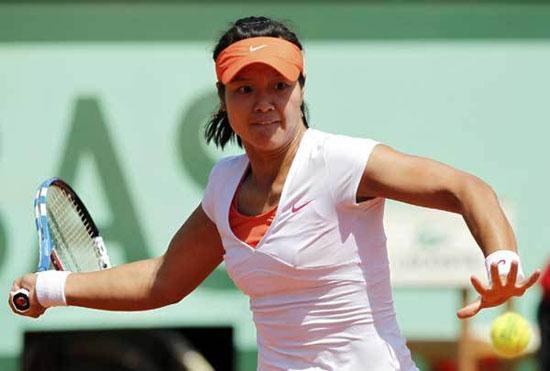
[10,16,541,370]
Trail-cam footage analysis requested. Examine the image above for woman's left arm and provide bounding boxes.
[358,144,541,319]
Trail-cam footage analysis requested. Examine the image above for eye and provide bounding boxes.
[275,81,290,91]
[237,85,252,94]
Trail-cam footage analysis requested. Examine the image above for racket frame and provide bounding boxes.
[34,177,110,272]
[12,178,111,313]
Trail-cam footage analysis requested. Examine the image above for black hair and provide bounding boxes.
[205,16,309,149]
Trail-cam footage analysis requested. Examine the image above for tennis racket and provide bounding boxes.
[12,178,111,312]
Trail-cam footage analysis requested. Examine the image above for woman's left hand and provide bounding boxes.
[457,261,541,319]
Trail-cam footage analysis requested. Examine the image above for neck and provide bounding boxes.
[243,125,307,190]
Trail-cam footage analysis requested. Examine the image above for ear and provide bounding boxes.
[216,82,226,111]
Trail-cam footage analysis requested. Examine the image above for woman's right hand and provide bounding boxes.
[8,273,47,318]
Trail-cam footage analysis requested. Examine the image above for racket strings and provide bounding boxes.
[49,192,97,271]
[48,190,92,271]
[47,187,103,272]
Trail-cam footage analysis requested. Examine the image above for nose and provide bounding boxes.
[253,91,275,113]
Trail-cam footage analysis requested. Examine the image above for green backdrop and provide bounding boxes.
[1,2,549,370]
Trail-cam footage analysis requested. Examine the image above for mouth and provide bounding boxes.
[251,120,281,126]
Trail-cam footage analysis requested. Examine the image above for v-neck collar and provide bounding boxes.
[224,129,311,252]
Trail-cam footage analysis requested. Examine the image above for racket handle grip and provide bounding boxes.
[12,288,31,313]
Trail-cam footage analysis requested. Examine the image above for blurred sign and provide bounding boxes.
[385,199,514,288]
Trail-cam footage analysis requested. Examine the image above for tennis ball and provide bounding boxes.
[490,311,531,358]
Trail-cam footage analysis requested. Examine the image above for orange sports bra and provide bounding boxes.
[229,183,277,248]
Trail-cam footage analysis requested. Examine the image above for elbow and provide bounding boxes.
[160,294,181,307]
[150,283,182,308]
[148,258,183,308]
[454,174,498,213]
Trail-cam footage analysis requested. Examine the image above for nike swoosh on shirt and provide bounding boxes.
[249,45,267,52]
[291,200,312,213]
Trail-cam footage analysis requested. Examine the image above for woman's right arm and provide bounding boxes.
[10,204,224,316]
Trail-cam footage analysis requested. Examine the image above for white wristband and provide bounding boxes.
[485,250,525,285]
[35,271,72,308]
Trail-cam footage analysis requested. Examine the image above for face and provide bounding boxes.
[222,63,304,153]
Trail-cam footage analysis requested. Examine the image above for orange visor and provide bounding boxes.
[215,37,304,84]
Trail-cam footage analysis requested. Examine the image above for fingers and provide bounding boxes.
[8,292,44,318]
[27,306,46,319]
[457,299,482,319]
[11,278,22,292]
[471,275,488,296]
[467,273,507,316]
[8,274,46,318]
[516,269,542,294]
[460,264,542,318]
[490,262,503,288]
[507,260,518,286]
[8,278,25,313]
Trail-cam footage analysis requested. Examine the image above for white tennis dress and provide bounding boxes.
[202,129,418,371]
